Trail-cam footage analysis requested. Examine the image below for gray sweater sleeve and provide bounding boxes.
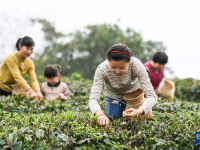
[133,59,157,115]
[89,65,104,115]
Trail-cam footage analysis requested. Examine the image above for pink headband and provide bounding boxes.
[109,51,131,57]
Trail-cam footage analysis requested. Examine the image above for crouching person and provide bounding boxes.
[41,65,70,101]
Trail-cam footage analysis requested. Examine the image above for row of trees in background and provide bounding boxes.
[32,19,166,79]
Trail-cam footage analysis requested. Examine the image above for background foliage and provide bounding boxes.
[173,78,200,102]
[31,19,166,79]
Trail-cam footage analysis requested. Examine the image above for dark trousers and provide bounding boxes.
[0,88,11,96]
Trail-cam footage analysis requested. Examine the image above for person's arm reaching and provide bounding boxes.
[133,59,157,115]
[59,84,70,100]
[89,65,109,129]
[28,61,43,100]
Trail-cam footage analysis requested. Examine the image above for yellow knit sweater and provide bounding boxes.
[0,52,40,92]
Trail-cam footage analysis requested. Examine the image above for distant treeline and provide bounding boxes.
[31,19,166,79]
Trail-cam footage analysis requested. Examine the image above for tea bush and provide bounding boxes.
[0,76,199,149]
[173,78,200,102]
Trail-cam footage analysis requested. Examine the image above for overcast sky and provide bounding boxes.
[1,0,200,79]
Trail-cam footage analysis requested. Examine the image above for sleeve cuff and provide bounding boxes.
[89,102,101,115]
[32,85,40,92]
[139,98,157,115]
[24,85,31,92]
[139,105,146,115]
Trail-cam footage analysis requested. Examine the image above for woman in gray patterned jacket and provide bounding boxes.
[89,44,157,129]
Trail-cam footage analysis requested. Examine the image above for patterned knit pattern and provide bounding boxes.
[89,57,157,115]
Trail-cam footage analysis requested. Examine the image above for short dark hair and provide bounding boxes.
[44,65,61,78]
[106,44,132,62]
[16,36,35,51]
[153,51,168,65]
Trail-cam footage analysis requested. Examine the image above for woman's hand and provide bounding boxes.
[123,108,138,119]
[123,108,144,120]
[27,88,38,99]
[37,91,44,100]
[156,86,161,95]
[95,110,109,130]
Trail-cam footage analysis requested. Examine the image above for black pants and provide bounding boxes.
[0,88,11,96]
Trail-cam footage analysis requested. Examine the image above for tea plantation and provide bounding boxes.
[0,76,200,149]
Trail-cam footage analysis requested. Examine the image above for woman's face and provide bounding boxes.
[153,62,164,71]
[18,44,34,59]
[109,60,129,76]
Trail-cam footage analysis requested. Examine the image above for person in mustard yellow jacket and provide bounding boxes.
[0,36,43,100]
